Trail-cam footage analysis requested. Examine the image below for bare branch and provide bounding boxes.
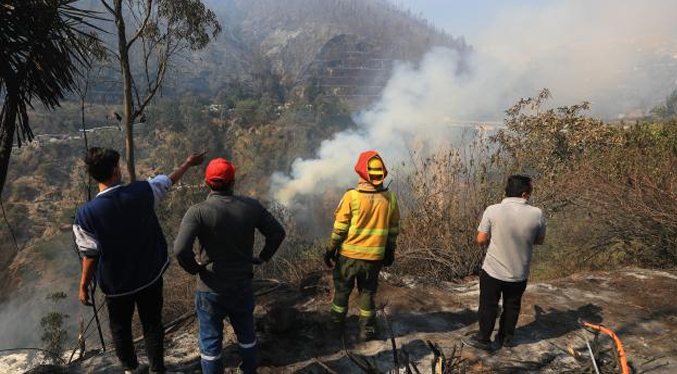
[126,0,153,50]
[100,43,122,62]
[135,64,166,118]
[0,201,21,253]
[100,0,115,14]
[131,76,142,115]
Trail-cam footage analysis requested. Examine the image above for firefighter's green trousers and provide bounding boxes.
[330,255,382,331]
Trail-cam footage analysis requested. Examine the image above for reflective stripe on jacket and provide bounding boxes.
[331,188,399,261]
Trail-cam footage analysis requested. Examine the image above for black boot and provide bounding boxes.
[463,334,491,351]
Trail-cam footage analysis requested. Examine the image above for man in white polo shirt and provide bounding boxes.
[466,175,546,351]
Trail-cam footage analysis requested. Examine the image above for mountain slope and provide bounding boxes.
[6,269,674,373]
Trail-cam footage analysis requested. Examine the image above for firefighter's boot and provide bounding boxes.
[358,306,377,342]
[328,302,347,338]
[358,315,377,342]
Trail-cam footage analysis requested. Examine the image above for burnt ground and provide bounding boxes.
[44,269,677,373]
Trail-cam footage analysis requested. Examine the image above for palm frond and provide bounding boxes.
[0,0,101,146]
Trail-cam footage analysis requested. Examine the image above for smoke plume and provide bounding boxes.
[271,48,482,205]
[271,0,677,205]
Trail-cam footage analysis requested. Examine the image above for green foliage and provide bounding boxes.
[490,90,677,275]
[568,121,677,267]
[40,291,69,364]
[0,0,97,139]
[234,99,259,121]
[0,0,97,197]
[305,82,320,102]
[313,94,351,120]
[492,88,619,207]
[650,89,677,120]
[233,95,280,125]
[156,0,222,50]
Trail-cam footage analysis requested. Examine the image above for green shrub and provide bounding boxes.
[40,291,69,365]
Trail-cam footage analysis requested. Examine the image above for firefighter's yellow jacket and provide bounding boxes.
[330,179,399,261]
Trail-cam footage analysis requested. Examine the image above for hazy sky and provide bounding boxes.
[274,0,677,204]
[394,0,677,115]
[392,0,548,41]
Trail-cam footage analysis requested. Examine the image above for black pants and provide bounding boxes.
[477,271,527,343]
[106,279,165,372]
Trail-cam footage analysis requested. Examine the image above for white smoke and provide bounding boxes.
[271,0,677,205]
[474,0,677,115]
[271,48,482,205]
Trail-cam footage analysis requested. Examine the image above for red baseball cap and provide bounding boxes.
[205,158,236,186]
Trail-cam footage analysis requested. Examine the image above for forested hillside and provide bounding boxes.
[2,2,677,369]
[0,0,468,298]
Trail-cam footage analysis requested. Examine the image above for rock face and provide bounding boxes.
[302,34,393,99]
[53,269,676,373]
[174,0,471,101]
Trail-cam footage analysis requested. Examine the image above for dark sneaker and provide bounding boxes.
[495,336,516,349]
[123,364,148,374]
[462,334,491,351]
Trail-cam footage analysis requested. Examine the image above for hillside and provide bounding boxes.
[0,0,468,253]
[4,269,675,373]
[74,0,470,109]
[2,1,677,372]
[0,0,470,352]
[170,0,470,100]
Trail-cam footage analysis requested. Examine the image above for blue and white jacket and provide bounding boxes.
[73,176,172,297]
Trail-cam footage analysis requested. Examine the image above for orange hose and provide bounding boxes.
[581,321,630,374]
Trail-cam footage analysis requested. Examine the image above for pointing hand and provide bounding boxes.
[185,151,208,167]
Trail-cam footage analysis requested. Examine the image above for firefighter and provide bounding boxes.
[324,150,400,341]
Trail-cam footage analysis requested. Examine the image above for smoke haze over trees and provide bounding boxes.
[0,0,676,365]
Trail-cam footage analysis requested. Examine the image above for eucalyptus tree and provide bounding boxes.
[0,0,95,197]
[99,0,221,181]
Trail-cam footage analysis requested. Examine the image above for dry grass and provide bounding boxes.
[391,133,503,281]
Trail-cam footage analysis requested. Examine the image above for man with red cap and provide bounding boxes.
[174,158,286,374]
[324,150,400,341]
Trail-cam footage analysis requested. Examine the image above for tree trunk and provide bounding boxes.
[0,85,19,198]
[114,0,136,181]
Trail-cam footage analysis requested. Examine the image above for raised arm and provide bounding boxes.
[148,151,208,205]
[169,151,208,185]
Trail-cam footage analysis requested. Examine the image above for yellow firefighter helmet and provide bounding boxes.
[367,157,385,185]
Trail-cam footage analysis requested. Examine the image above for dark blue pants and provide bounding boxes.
[195,286,257,374]
[107,279,165,372]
